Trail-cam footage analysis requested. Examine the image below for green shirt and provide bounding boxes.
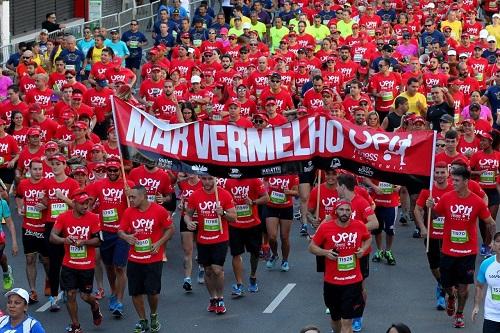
[250,21,267,40]
[270,26,290,52]
[337,20,355,38]
[228,26,245,37]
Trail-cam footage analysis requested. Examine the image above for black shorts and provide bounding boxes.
[127,261,163,296]
[373,206,398,236]
[179,215,195,233]
[439,254,476,288]
[229,225,262,256]
[360,255,369,279]
[0,168,15,184]
[60,266,94,294]
[197,242,228,267]
[316,255,325,272]
[483,319,500,333]
[298,170,315,185]
[258,205,267,235]
[100,231,130,267]
[125,57,141,69]
[22,228,48,256]
[425,238,442,270]
[324,282,364,321]
[263,205,293,220]
[485,188,500,206]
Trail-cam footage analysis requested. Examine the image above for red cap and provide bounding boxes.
[252,112,269,122]
[49,153,66,163]
[60,110,75,120]
[478,131,493,141]
[332,102,344,110]
[71,93,83,100]
[181,32,190,38]
[359,96,370,104]
[321,87,333,96]
[461,118,475,125]
[151,65,162,72]
[265,99,277,106]
[227,100,241,108]
[413,116,426,124]
[72,121,88,130]
[44,141,59,150]
[333,199,352,211]
[72,191,91,204]
[382,22,390,27]
[298,61,307,67]
[288,31,297,36]
[149,48,159,56]
[93,162,107,171]
[107,126,116,134]
[72,166,88,175]
[326,55,337,62]
[106,160,121,169]
[92,143,105,152]
[27,127,41,136]
[358,65,369,74]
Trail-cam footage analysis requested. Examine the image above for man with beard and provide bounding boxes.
[151,80,179,121]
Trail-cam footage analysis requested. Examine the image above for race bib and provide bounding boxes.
[480,171,495,184]
[353,54,362,62]
[426,92,433,102]
[0,157,4,164]
[102,208,118,223]
[451,229,468,244]
[129,40,139,48]
[204,218,220,231]
[492,287,500,301]
[212,114,222,121]
[193,39,202,47]
[270,191,286,204]
[51,203,68,219]
[69,245,87,259]
[65,65,75,71]
[26,205,41,220]
[379,182,394,194]
[147,194,156,203]
[337,255,356,271]
[432,216,444,230]
[475,73,483,81]
[236,204,252,218]
[134,238,151,253]
[380,91,393,101]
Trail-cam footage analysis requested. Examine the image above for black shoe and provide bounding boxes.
[412,228,421,239]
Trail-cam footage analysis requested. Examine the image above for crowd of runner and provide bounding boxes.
[0,0,499,332]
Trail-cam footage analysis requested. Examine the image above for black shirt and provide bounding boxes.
[41,21,61,33]
[426,102,454,131]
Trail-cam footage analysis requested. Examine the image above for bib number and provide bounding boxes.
[102,208,118,223]
[270,191,286,204]
[432,217,444,230]
[0,157,4,165]
[204,218,220,231]
[337,255,356,271]
[129,41,139,48]
[379,182,394,194]
[26,205,41,220]
[480,171,495,184]
[134,238,151,253]
[147,194,156,203]
[492,287,500,301]
[380,91,393,101]
[236,204,252,218]
[451,230,468,244]
[51,203,68,219]
[69,245,87,259]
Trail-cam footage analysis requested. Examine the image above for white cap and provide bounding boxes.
[487,35,497,42]
[425,3,435,8]
[5,288,29,304]
[447,49,457,56]
[242,22,251,30]
[479,29,489,39]
[459,53,469,58]
[493,13,500,19]
[191,75,202,83]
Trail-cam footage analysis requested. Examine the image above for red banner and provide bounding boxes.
[112,98,435,188]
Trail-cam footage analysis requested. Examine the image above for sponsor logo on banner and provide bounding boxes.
[262,166,282,176]
[330,158,341,169]
[358,166,374,177]
[191,164,208,173]
[228,168,242,178]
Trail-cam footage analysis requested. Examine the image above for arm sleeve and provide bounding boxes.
[477,256,494,284]
[0,200,11,218]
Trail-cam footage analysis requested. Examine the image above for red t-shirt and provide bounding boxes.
[82,88,113,123]
[0,134,19,168]
[43,177,80,223]
[54,210,100,270]
[469,150,500,189]
[128,166,173,202]
[457,136,480,156]
[178,179,202,219]
[225,178,266,228]
[119,202,172,263]
[415,182,454,239]
[312,219,370,285]
[265,175,299,208]
[1,101,29,127]
[152,95,178,120]
[434,190,490,257]
[25,88,53,108]
[139,79,165,102]
[308,184,339,221]
[69,140,94,161]
[87,178,135,232]
[16,178,46,232]
[370,72,401,112]
[371,180,399,207]
[16,146,44,175]
[187,187,235,244]
[11,127,28,151]
[435,151,468,171]
[302,89,324,113]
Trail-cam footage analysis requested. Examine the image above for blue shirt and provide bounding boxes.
[153,20,178,37]
[154,34,176,48]
[107,40,130,66]
[77,39,95,71]
[420,31,446,51]
[370,56,399,72]
[191,14,213,28]
[484,85,500,127]
[6,53,21,68]
[59,49,85,72]
[377,9,396,22]
[121,31,148,59]
[0,315,45,333]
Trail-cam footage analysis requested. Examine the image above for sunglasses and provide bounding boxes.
[131,23,138,26]
[23,56,31,59]
[65,76,74,79]
[209,32,216,34]
[425,25,432,27]
[271,80,280,83]
[107,168,119,172]
[95,168,106,173]
[436,144,446,147]
[253,119,264,124]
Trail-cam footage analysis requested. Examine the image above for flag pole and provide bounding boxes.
[214,177,223,235]
[426,131,437,253]
[110,95,131,206]
[315,170,322,221]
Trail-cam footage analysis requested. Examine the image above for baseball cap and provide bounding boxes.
[298,61,307,67]
[5,288,29,304]
[487,35,497,43]
[227,100,241,108]
[479,131,493,141]
[181,32,190,38]
[474,44,483,49]
[447,49,457,56]
[72,166,89,176]
[49,153,67,163]
[413,116,426,124]
[106,159,121,169]
[461,118,475,125]
[191,75,202,83]
[270,72,281,80]
[71,92,83,101]
[95,78,108,87]
[72,121,88,130]
[443,26,452,32]
[321,87,333,96]
[173,8,180,14]
[40,29,49,35]
[44,141,59,150]
[440,114,454,123]
[27,127,41,136]
[61,111,75,120]
[493,13,500,19]
[265,99,277,106]
[253,112,269,122]
[459,53,469,58]
[92,143,105,152]
[333,199,352,211]
[72,191,91,203]
[480,29,489,39]
[470,102,481,110]
[110,29,119,34]
[242,22,251,30]
[425,2,435,8]
[220,27,228,35]
[151,65,162,72]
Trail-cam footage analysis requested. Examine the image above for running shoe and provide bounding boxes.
[94,288,104,300]
[325,308,330,314]
[454,313,465,328]
[352,317,363,332]
[248,278,259,293]
[108,294,117,311]
[133,319,149,333]
[150,313,161,333]
[216,299,227,315]
[3,265,13,291]
[399,213,408,225]
[266,255,278,269]
[197,267,205,284]
[44,278,51,296]
[446,295,456,316]
[372,250,383,262]
[436,295,445,311]
[29,290,38,304]
[66,324,83,333]
[183,277,193,292]
[262,246,271,261]
[300,224,308,236]
[231,284,244,297]
[384,250,396,265]
[280,260,290,272]
[112,302,124,318]
[91,301,103,326]
[480,243,488,256]
[412,228,421,238]
[207,298,217,312]
[49,296,60,312]
[435,284,442,300]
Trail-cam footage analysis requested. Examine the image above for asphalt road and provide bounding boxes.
[1,203,489,333]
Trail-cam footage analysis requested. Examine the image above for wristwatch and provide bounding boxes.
[222,210,227,216]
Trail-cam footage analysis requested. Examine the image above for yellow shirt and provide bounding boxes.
[393,92,428,116]
[90,46,104,64]
[440,20,462,41]
[290,18,310,32]
[305,24,331,43]
[270,26,289,52]
[228,27,245,37]
[486,24,500,45]
[230,16,251,28]
[250,21,267,40]
[337,20,355,38]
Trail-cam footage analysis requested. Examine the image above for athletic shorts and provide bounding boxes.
[22,228,48,256]
[440,254,476,288]
[0,243,4,259]
[93,121,109,141]
[0,168,15,184]
[127,261,163,296]
[229,225,262,256]
[60,266,94,294]
[316,255,325,273]
[197,242,228,267]
[263,205,293,220]
[258,205,267,234]
[179,215,195,233]
[125,57,141,69]
[298,170,315,185]
[324,282,364,321]
[483,319,500,333]
[373,206,398,236]
[485,188,499,206]
[425,238,442,270]
[100,231,129,267]
[360,255,369,279]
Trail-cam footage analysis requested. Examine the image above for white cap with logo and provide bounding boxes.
[5,288,30,304]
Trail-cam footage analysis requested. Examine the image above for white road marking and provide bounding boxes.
[36,291,63,312]
[263,283,296,313]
